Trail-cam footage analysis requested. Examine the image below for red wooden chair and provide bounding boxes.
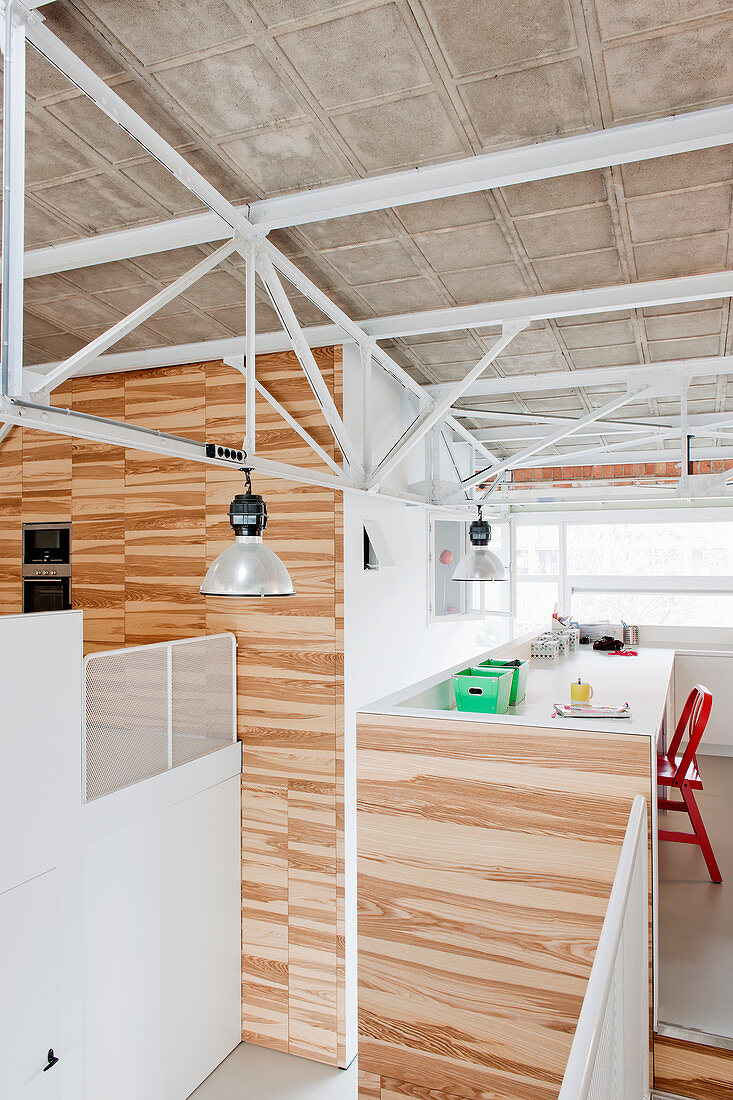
[658,685,722,883]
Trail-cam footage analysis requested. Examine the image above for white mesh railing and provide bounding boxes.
[559,795,649,1100]
[84,633,237,801]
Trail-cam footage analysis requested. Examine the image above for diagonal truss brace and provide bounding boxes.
[32,237,241,399]
[367,322,527,490]
[255,248,364,478]
[448,385,654,501]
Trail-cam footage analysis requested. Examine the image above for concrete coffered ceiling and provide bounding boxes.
[8,0,733,463]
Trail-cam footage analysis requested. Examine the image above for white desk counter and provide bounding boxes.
[362,636,675,740]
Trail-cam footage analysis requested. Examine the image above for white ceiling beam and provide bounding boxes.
[367,271,733,340]
[427,355,733,399]
[474,422,667,443]
[512,443,733,468]
[18,106,733,277]
[249,105,733,231]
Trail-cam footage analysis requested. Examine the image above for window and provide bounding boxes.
[514,523,560,632]
[567,518,733,628]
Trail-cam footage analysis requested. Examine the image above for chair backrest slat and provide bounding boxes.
[667,685,712,787]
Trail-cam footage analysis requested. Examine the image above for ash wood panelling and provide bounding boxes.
[21,381,73,523]
[203,352,345,1066]
[124,365,207,646]
[357,712,653,1100]
[654,1034,733,1099]
[0,350,346,1068]
[71,376,125,652]
[0,426,22,614]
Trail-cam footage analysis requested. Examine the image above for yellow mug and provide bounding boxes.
[571,679,593,703]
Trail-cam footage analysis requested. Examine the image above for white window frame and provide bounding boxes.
[513,507,733,627]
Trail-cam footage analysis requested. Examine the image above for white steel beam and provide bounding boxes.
[452,386,652,499]
[244,239,256,453]
[368,323,525,489]
[32,237,239,398]
[428,355,733,400]
[366,272,733,341]
[19,106,733,276]
[249,105,733,231]
[1,2,26,399]
[254,379,345,479]
[256,250,363,476]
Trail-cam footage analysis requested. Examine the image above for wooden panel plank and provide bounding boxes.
[357,1069,381,1099]
[124,365,207,645]
[357,713,652,1100]
[654,1034,733,1099]
[71,375,125,652]
[0,426,22,614]
[21,382,72,523]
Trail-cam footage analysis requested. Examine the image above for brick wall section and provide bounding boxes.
[510,459,733,486]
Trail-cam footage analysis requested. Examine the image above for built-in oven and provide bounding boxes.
[22,522,72,613]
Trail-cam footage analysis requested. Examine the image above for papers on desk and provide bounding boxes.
[553,702,632,720]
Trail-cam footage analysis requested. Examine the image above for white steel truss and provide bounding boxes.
[0,0,731,508]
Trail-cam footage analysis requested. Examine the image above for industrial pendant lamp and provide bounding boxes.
[200,469,295,597]
[452,505,507,582]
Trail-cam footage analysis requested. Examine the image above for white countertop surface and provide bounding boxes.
[360,641,675,738]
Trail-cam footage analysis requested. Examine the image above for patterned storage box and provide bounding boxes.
[531,635,560,660]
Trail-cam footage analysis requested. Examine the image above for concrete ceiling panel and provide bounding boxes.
[48,95,146,165]
[355,276,449,313]
[132,246,210,280]
[515,205,616,258]
[439,262,530,303]
[395,192,493,233]
[626,183,732,243]
[25,113,95,185]
[592,0,733,43]
[155,46,304,137]
[145,310,232,342]
[332,93,465,171]
[222,121,351,193]
[532,248,624,292]
[321,239,421,284]
[460,58,592,148]
[414,222,514,271]
[179,270,247,309]
[80,0,247,66]
[648,334,723,360]
[24,202,76,249]
[32,294,121,330]
[121,160,207,215]
[495,351,569,374]
[643,309,723,340]
[37,174,163,234]
[603,21,733,121]
[274,5,431,108]
[633,231,729,278]
[298,211,395,250]
[420,0,577,78]
[620,147,732,197]
[501,169,607,216]
[62,261,144,293]
[568,343,640,368]
[559,318,637,348]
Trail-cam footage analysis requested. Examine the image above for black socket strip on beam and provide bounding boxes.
[205,442,246,465]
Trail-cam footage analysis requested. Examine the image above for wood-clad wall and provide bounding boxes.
[357,711,653,1100]
[0,350,346,1066]
[654,1034,733,1099]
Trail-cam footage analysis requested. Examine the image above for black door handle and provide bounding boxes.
[42,1049,59,1072]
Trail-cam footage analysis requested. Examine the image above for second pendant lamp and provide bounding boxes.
[200,469,295,597]
[452,505,506,583]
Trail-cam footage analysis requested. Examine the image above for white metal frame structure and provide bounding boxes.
[1,0,733,509]
[558,795,649,1100]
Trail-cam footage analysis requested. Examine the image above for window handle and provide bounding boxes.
[43,1049,59,1072]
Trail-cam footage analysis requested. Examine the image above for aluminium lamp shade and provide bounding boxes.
[452,507,507,583]
[200,474,295,598]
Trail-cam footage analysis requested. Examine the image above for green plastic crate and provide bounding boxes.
[478,657,528,706]
[453,667,513,714]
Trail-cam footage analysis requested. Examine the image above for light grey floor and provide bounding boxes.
[188,1044,358,1100]
[658,752,733,1038]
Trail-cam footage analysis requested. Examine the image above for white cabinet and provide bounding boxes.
[0,871,61,1098]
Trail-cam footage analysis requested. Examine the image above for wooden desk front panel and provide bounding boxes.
[357,712,653,1100]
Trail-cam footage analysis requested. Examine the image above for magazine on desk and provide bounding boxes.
[553,702,632,719]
